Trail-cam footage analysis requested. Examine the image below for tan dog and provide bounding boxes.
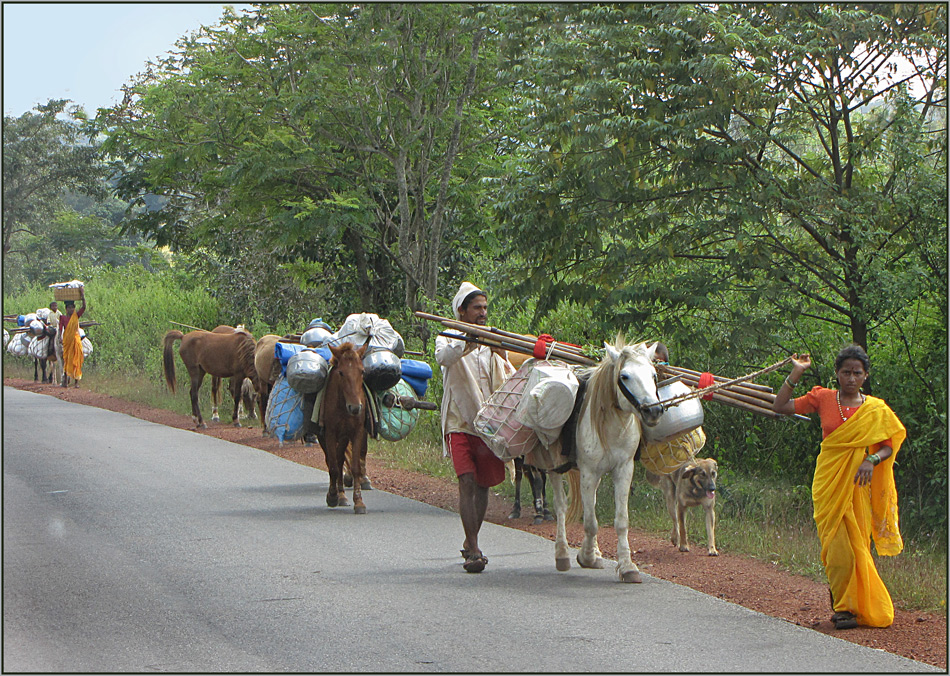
[645,457,718,556]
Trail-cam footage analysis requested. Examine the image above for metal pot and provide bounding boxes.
[286,349,330,394]
[642,380,705,442]
[362,348,402,391]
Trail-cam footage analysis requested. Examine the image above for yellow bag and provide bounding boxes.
[640,427,706,475]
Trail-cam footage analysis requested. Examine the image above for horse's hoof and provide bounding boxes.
[679,545,690,553]
[621,570,642,584]
[327,493,339,508]
[343,474,353,488]
[232,421,242,428]
[555,558,571,572]
[354,504,366,515]
[708,549,719,556]
[543,512,556,522]
[533,516,544,525]
[578,555,606,569]
[508,508,521,520]
[211,415,220,422]
[197,423,208,429]
[360,478,372,490]
[337,495,350,507]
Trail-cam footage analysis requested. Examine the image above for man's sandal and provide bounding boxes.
[463,554,488,573]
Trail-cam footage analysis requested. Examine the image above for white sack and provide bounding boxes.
[516,361,579,448]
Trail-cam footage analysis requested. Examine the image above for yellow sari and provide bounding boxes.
[812,396,906,627]
[62,313,84,381]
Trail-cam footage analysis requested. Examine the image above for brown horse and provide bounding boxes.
[163,329,264,428]
[254,334,282,434]
[210,325,256,422]
[316,342,369,514]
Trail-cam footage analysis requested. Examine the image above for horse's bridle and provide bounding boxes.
[617,376,659,415]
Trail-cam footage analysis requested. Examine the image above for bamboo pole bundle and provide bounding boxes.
[658,365,775,404]
[11,320,101,334]
[657,362,808,421]
[417,311,806,421]
[415,311,597,365]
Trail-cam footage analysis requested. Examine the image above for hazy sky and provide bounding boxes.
[2,3,240,117]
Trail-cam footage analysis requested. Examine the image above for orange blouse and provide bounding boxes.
[794,386,896,447]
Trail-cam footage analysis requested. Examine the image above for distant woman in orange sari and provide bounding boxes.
[773,344,905,630]
[58,288,88,388]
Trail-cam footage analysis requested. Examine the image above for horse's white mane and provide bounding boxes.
[582,335,654,450]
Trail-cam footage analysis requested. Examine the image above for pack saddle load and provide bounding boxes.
[414,311,806,475]
[266,314,436,445]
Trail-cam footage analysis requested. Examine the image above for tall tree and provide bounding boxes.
[494,4,947,355]
[3,99,105,259]
[98,3,504,320]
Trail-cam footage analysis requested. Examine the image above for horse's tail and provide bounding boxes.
[163,330,184,393]
[564,468,582,524]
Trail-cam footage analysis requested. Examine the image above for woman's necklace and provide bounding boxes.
[837,390,865,422]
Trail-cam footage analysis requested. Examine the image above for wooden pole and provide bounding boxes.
[416,311,596,365]
[662,368,775,405]
[170,321,205,332]
[661,363,775,393]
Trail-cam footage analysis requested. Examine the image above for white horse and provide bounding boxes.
[550,338,664,583]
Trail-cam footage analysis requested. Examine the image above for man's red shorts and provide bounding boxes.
[446,432,505,488]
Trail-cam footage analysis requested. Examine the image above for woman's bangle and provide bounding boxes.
[784,376,799,389]
[866,453,881,466]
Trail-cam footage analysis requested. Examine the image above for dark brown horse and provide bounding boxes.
[210,325,256,423]
[316,342,369,514]
[163,329,264,428]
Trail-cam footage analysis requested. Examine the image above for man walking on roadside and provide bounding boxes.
[435,282,514,573]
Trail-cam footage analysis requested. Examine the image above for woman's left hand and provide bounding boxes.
[854,460,874,486]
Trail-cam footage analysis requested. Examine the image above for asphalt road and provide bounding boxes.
[3,386,938,673]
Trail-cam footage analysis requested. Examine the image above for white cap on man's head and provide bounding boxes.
[452,281,484,320]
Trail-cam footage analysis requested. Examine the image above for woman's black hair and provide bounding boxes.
[835,343,870,372]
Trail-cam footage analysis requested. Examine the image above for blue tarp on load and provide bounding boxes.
[400,358,433,397]
[265,376,305,443]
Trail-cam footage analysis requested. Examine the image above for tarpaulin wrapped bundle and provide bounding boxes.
[28,336,50,359]
[377,379,422,441]
[400,358,433,398]
[28,319,45,335]
[331,312,405,357]
[516,360,579,448]
[286,349,330,394]
[473,361,540,461]
[265,376,306,444]
[362,348,402,391]
[7,333,31,357]
[35,308,50,322]
[2,329,9,348]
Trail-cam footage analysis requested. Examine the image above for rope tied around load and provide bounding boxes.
[656,357,793,409]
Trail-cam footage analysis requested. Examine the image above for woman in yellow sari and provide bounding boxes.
[59,289,88,388]
[773,344,905,630]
